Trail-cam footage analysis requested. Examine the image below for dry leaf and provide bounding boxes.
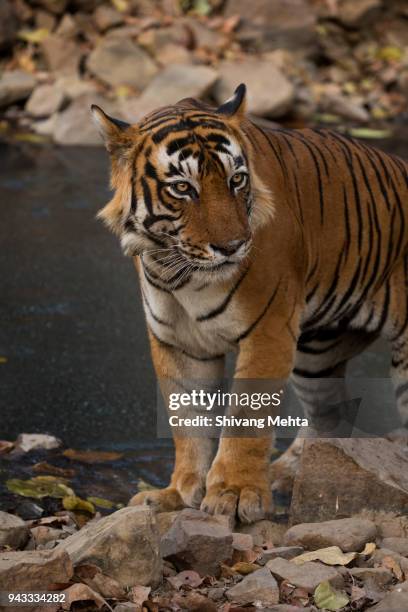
[167,570,203,590]
[292,546,356,566]
[172,591,217,611]
[129,585,151,606]
[230,561,260,575]
[32,462,75,478]
[61,583,109,610]
[381,555,403,580]
[18,28,50,43]
[63,449,123,463]
[351,584,367,602]
[0,440,14,454]
[360,542,376,556]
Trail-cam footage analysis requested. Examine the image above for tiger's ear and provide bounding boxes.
[91,105,132,156]
[216,83,247,118]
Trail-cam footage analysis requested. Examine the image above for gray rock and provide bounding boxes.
[26,84,66,118]
[285,517,377,553]
[54,94,120,146]
[121,64,218,123]
[34,0,68,14]
[226,567,279,606]
[323,93,370,123]
[336,0,381,27]
[93,5,123,32]
[0,71,36,108]
[290,439,408,524]
[349,567,394,589]
[237,519,286,547]
[369,581,408,611]
[381,537,408,556]
[266,557,344,593]
[0,548,73,591]
[258,546,304,565]
[214,60,294,118]
[368,548,408,575]
[58,506,161,588]
[232,532,254,551]
[0,511,29,549]
[262,607,313,612]
[40,34,82,75]
[55,76,98,100]
[87,38,158,90]
[160,509,233,577]
[15,433,61,452]
[0,0,18,50]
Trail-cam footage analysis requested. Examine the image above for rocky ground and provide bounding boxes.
[0,0,407,144]
[2,433,408,610]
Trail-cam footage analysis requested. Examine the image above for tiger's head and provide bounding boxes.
[92,84,272,282]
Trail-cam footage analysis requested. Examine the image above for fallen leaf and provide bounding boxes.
[18,28,50,43]
[129,585,151,606]
[222,15,240,34]
[167,570,203,590]
[63,495,95,514]
[349,127,393,139]
[111,0,129,12]
[292,546,356,566]
[314,581,349,611]
[230,561,260,575]
[61,583,109,610]
[63,449,122,463]
[0,440,14,454]
[360,542,376,556]
[351,584,367,603]
[32,462,75,478]
[13,133,50,143]
[86,496,116,509]
[6,477,74,499]
[381,555,403,580]
[0,356,8,364]
[172,591,217,611]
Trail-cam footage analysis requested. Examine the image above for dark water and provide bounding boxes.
[0,132,406,513]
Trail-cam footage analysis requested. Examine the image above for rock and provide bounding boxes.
[137,23,190,57]
[15,501,44,521]
[368,581,408,611]
[93,5,123,32]
[87,38,158,90]
[0,0,18,50]
[156,44,192,67]
[368,548,408,575]
[55,76,98,100]
[336,0,381,27]
[26,84,66,118]
[323,93,370,123]
[30,526,64,547]
[226,567,279,606]
[55,13,78,38]
[266,557,344,593]
[0,548,73,590]
[0,512,29,549]
[157,511,180,537]
[41,34,82,75]
[382,537,408,556]
[160,509,233,577]
[34,0,68,14]
[114,604,140,612]
[349,567,393,589]
[285,517,377,552]
[58,506,161,588]
[35,9,57,31]
[54,93,120,146]
[290,439,408,524]
[237,519,286,547]
[15,433,61,452]
[0,71,36,108]
[120,64,218,123]
[225,0,317,54]
[32,114,57,136]
[258,546,304,565]
[263,607,312,612]
[232,532,254,551]
[214,60,294,118]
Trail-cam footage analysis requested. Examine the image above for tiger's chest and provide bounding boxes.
[141,276,240,358]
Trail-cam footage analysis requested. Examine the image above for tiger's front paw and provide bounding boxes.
[129,472,206,512]
[200,462,272,524]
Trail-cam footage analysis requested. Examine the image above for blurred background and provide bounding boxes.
[0,0,407,514]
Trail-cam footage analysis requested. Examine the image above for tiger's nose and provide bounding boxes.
[210,239,246,256]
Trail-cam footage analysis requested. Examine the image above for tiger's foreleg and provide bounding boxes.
[201,309,299,523]
[129,331,225,511]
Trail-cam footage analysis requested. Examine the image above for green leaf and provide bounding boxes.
[314,581,349,611]
[87,496,115,509]
[349,127,393,139]
[63,495,95,514]
[6,477,74,499]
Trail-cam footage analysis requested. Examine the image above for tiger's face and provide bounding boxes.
[93,85,270,281]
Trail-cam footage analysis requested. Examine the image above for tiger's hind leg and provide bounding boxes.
[270,328,378,493]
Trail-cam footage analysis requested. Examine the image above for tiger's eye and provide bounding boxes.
[231,172,247,188]
[174,181,190,193]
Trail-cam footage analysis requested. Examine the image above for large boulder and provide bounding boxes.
[0,548,73,591]
[58,506,162,588]
[284,517,377,552]
[0,511,29,549]
[214,60,294,118]
[87,38,158,90]
[160,509,233,577]
[290,439,408,524]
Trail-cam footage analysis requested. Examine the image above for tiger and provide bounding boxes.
[92,84,408,524]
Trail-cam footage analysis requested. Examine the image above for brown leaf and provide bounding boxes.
[63,449,123,463]
[61,583,109,610]
[32,462,76,478]
[75,564,101,580]
[351,585,367,602]
[221,15,240,34]
[129,585,151,606]
[0,440,14,454]
[172,591,217,611]
[381,555,403,580]
[167,570,203,590]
